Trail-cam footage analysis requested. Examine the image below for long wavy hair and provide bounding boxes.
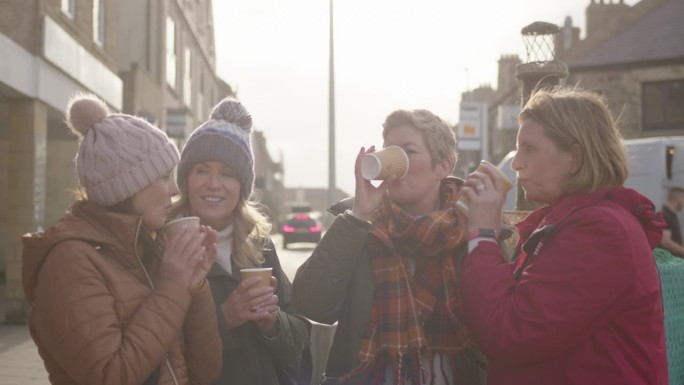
[170,176,272,270]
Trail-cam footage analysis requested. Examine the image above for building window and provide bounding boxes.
[93,0,105,46]
[166,17,177,89]
[61,0,75,18]
[643,79,684,131]
[183,47,192,107]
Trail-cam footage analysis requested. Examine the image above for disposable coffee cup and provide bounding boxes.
[360,145,409,180]
[162,216,200,238]
[240,267,273,288]
[456,160,513,217]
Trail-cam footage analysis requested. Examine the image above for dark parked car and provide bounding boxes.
[281,213,322,249]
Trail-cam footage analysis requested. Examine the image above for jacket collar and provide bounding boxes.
[516,189,612,244]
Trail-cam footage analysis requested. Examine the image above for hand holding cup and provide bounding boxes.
[162,216,200,238]
[158,217,206,288]
[352,146,405,220]
[240,267,273,289]
[221,268,278,330]
[457,160,512,217]
[360,145,409,180]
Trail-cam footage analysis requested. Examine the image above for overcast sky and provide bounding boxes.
[212,0,638,196]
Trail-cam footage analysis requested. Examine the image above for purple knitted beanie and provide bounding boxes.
[177,98,255,199]
[66,93,180,206]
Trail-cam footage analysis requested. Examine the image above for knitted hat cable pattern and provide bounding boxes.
[66,93,180,206]
[177,98,255,199]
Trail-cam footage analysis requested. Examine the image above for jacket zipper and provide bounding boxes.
[133,218,180,385]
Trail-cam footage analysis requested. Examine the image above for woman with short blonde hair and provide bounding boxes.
[519,88,628,194]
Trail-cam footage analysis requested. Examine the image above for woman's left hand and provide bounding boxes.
[462,162,507,234]
[221,275,280,332]
[253,276,280,336]
[188,225,218,290]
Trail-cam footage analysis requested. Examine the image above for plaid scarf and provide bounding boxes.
[342,177,479,385]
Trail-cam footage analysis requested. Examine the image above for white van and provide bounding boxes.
[497,136,684,213]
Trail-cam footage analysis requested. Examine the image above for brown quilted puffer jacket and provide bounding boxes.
[21,201,222,385]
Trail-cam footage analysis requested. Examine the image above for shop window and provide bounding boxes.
[643,79,684,131]
[93,0,105,45]
[61,0,75,18]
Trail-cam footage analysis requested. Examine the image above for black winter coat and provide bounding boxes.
[207,239,311,385]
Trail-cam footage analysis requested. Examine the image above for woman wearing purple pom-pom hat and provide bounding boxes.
[171,97,311,385]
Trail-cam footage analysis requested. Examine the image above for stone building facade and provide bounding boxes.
[458,0,684,179]
[456,55,522,176]
[117,0,230,143]
[252,130,285,228]
[0,0,123,322]
[558,0,684,139]
[0,0,260,322]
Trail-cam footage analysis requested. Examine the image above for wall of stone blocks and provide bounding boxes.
[5,100,47,322]
[570,64,684,139]
[46,140,80,227]
[0,1,39,54]
[0,139,7,275]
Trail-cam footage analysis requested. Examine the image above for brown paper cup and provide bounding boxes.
[162,216,200,238]
[360,145,409,180]
[240,267,273,288]
[456,160,513,217]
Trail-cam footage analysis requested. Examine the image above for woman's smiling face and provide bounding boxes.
[187,160,241,230]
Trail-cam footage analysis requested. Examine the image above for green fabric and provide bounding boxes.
[655,247,684,384]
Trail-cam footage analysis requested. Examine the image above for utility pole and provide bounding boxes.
[327,0,336,207]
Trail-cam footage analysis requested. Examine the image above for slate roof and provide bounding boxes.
[571,0,684,69]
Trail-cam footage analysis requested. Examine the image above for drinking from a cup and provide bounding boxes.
[456,160,512,216]
[162,216,200,238]
[481,160,513,191]
[360,145,409,180]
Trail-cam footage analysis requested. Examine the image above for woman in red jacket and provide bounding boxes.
[459,87,668,385]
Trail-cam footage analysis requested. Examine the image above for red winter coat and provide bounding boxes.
[461,188,668,385]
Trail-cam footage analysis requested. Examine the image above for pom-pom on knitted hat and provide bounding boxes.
[66,93,180,206]
[178,98,255,199]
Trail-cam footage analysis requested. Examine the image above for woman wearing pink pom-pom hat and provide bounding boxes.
[21,93,221,385]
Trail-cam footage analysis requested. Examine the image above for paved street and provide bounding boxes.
[0,234,325,385]
[0,323,48,385]
[0,278,50,385]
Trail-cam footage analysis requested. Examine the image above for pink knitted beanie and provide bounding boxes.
[66,93,180,206]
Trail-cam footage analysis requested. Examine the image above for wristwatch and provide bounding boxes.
[468,228,498,241]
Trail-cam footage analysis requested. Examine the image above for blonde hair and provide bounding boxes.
[519,87,628,194]
[382,109,458,172]
[171,181,272,270]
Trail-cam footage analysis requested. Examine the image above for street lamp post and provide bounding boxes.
[515,21,568,211]
[327,0,336,207]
